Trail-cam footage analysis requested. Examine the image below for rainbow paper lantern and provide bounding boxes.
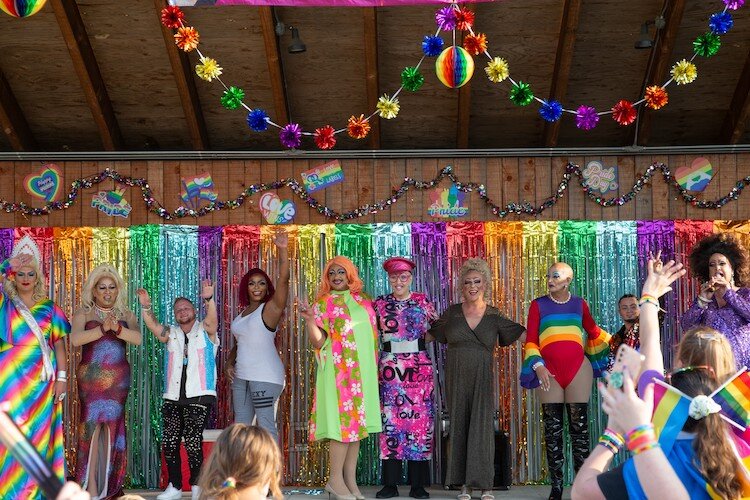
[435,46,474,89]
[0,0,47,17]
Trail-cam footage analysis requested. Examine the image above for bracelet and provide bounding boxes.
[116,324,123,336]
[598,428,625,454]
[640,294,658,303]
[140,305,152,311]
[532,361,544,372]
[57,370,67,379]
[626,423,658,454]
[99,324,106,335]
[204,295,213,302]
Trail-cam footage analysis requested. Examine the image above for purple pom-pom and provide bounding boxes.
[422,35,444,57]
[280,123,303,149]
[723,0,744,10]
[539,100,563,122]
[435,6,457,31]
[575,105,599,130]
[709,12,733,34]
[247,109,269,132]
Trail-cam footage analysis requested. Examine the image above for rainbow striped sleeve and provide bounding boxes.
[49,303,70,344]
[0,259,11,278]
[520,300,543,389]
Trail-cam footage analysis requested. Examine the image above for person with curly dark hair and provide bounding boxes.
[682,232,750,370]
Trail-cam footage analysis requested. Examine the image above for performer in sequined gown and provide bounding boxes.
[71,263,142,499]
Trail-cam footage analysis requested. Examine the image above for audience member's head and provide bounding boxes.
[676,326,736,382]
[199,424,282,500]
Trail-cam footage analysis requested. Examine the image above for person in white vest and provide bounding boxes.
[136,280,218,500]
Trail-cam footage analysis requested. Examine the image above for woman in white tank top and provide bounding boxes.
[226,232,289,442]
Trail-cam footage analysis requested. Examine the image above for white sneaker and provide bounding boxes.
[192,485,201,500]
[157,483,183,500]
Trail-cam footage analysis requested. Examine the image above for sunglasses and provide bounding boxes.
[665,365,716,383]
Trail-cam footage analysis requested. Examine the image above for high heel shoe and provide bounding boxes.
[457,485,471,500]
[325,483,357,500]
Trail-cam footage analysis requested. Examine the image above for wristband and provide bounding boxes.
[116,324,123,336]
[57,377,68,383]
[598,428,624,454]
[204,295,213,302]
[57,370,67,379]
[140,305,152,311]
[100,324,106,335]
[626,423,658,455]
[532,361,544,372]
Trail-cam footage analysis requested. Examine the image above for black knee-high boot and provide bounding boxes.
[566,403,591,473]
[542,403,565,500]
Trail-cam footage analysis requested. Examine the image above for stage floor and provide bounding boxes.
[127,485,568,499]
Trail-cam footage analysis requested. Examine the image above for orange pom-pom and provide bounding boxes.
[455,7,475,31]
[347,115,370,140]
[463,33,487,56]
[644,85,668,110]
[174,26,200,52]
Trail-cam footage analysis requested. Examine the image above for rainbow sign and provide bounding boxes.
[427,183,468,218]
[301,160,345,193]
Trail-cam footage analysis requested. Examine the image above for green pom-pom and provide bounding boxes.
[509,81,534,106]
[401,66,424,92]
[693,32,721,57]
[221,86,245,110]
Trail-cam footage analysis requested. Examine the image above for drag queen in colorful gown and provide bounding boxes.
[373,257,438,500]
[0,236,70,499]
[520,262,610,500]
[71,263,142,499]
[300,256,381,500]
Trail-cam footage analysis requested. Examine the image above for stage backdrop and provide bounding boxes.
[3,219,747,488]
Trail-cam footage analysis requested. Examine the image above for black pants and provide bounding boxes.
[162,401,211,486]
[382,458,431,488]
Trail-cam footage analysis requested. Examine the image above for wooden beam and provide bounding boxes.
[541,0,582,147]
[635,0,685,146]
[154,0,209,150]
[49,0,124,151]
[720,48,750,144]
[456,4,476,149]
[0,68,36,151]
[363,8,381,149]
[259,6,290,127]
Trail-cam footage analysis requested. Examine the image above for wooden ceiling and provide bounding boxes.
[0,0,748,152]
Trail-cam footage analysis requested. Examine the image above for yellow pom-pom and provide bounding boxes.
[376,94,400,120]
[670,59,697,85]
[485,57,509,83]
[196,57,223,82]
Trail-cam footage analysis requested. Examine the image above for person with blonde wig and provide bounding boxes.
[71,263,141,499]
[198,424,283,500]
[299,256,381,500]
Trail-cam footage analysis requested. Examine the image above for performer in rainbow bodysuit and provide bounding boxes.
[520,262,610,500]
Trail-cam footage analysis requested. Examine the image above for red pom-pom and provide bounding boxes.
[160,6,184,29]
[314,125,337,150]
[644,85,668,110]
[463,33,487,56]
[455,7,475,31]
[611,100,636,126]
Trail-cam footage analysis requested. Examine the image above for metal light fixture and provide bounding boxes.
[634,16,665,49]
[287,26,306,54]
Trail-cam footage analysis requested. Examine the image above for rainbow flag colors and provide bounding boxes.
[711,368,750,431]
[652,380,692,455]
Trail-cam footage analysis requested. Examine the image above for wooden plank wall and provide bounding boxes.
[2,153,749,227]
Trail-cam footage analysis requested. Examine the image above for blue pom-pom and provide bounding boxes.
[539,100,563,122]
[247,109,269,132]
[422,35,444,57]
[709,12,733,35]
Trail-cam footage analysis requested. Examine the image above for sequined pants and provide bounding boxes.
[162,401,211,486]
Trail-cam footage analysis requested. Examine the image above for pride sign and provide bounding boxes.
[301,160,345,193]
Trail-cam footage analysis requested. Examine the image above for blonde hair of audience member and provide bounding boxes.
[199,424,283,500]
[676,326,737,382]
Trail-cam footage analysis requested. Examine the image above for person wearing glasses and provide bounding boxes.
[373,257,439,500]
[299,256,381,500]
[431,258,525,500]
[681,233,750,371]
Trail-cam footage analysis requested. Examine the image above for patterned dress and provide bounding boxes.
[374,293,437,460]
[76,319,131,499]
[309,289,382,442]
[0,284,69,498]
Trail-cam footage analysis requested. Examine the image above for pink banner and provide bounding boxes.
[173,0,497,7]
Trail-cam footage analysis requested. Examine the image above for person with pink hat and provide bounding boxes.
[373,257,439,500]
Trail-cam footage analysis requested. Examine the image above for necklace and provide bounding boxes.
[548,292,571,304]
[94,304,115,321]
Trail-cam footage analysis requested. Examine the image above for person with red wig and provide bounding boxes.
[299,256,382,500]
[226,232,289,442]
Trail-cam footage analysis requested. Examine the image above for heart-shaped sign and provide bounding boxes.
[675,157,714,192]
[24,164,62,202]
[259,192,296,224]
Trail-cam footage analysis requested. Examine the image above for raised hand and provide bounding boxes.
[201,279,214,300]
[641,250,686,299]
[600,368,654,433]
[699,280,716,302]
[298,299,315,323]
[136,288,151,308]
[274,231,289,249]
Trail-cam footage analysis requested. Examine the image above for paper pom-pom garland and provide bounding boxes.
[175,26,200,52]
[539,100,563,122]
[279,123,303,149]
[160,6,184,29]
[221,87,245,110]
[401,67,425,92]
[435,46,475,89]
[485,57,509,83]
[314,125,337,150]
[422,35,444,57]
[435,6,457,31]
[0,0,47,17]
[463,33,487,56]
[611,100,636,126]
[724,0,745,8]
[455,7,475,31]
[575,105,599,130]
[644,85,668,110]
[347,115,371,140]
[671,60,697,85]
[247,109,269,132]
[509,82,534,106]
[195,57,222,82]
[693,32,721,57]
[709,11,733,34]
[376,95,400,119]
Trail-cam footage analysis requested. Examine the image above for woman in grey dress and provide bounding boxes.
[432,258,525,500]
